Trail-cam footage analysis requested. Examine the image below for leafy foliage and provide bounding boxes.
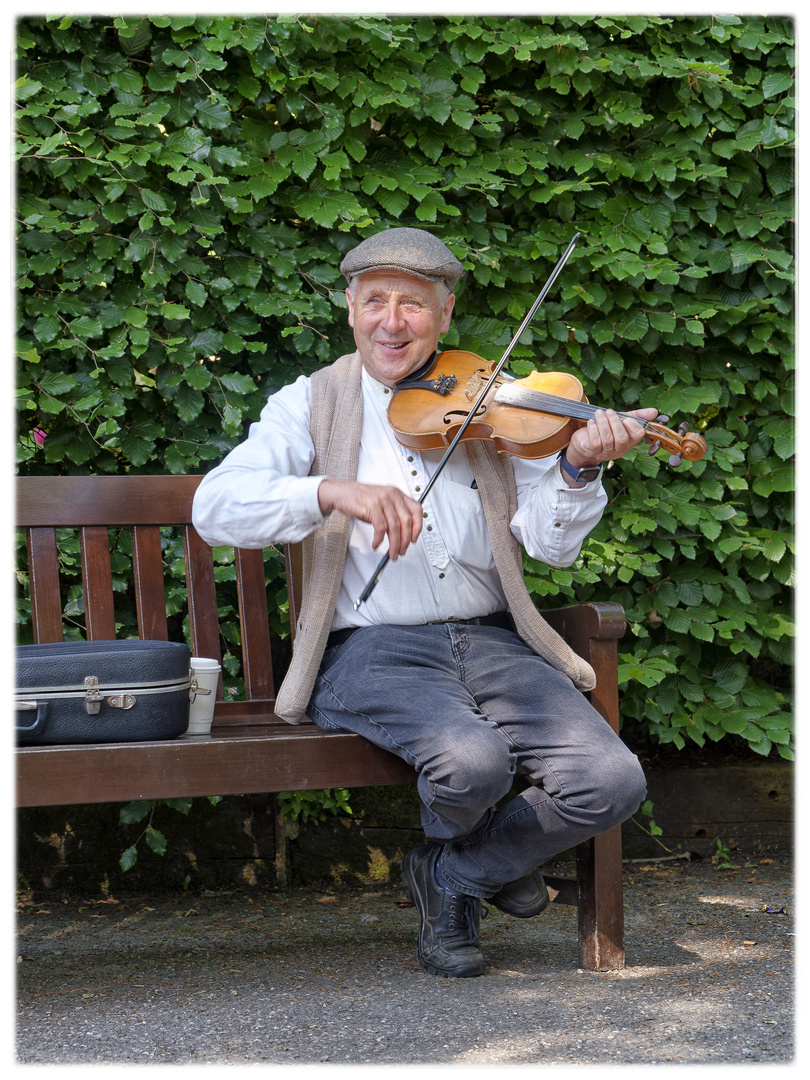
[16,14,794,759]
[117,795,222,871]
[276,788,353,825]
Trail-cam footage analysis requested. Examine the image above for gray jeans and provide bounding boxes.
[308,621,646,899]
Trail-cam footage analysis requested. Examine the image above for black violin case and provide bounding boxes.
[15,640,192,746]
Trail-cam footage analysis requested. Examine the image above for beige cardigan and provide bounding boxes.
[273,351,596,724]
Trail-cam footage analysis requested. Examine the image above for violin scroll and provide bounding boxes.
[643,415,707,467]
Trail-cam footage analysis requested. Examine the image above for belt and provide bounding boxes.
[326,612,512,651]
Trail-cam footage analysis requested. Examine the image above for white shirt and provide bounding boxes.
[192,366,607,630]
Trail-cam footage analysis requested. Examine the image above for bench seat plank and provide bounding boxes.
[16,727,417,807]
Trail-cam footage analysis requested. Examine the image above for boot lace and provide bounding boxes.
[445,890,486,945]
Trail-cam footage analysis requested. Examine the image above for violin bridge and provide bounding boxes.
[465,372,485,400]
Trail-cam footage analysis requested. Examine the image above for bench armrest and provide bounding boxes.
[541,601,626,646]
[541,601,626,734]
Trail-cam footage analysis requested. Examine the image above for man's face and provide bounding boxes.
[346,271,455,387]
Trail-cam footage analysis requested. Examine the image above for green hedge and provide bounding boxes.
[16,14,794,758]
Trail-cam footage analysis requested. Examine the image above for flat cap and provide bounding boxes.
[340,227,464,289]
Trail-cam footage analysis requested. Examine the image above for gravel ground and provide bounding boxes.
[16,853,795,1068]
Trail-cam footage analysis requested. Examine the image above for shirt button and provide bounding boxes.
[439,573,445,579]
[415,486,421,492]
[427,525,433,531]
[554,522,562,528]
[423,512,428,518]
[411,470,417,476]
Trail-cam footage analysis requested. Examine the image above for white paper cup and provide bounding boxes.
[186,657,221,735]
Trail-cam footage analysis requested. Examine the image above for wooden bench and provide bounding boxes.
[16,473,628,970]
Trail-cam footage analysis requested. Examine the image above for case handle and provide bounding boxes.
[15,700,50,738]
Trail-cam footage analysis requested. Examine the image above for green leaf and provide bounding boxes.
[119,845,138,872]
[720,713,750,735]
[194,96,232,129]
[119,800,151,824]
[761,72,793,99]
[185,280,208,306]
[375,188,410,217]
[145,827,168,856]
[38,371,78,396]
[172,383,205,422]
[676,581,703,606]
[162,303,190,320]
[33,313,60,342]
[221,372,256,394]
[140,188,170,212]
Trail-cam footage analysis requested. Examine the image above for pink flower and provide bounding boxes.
[33,428,47,446]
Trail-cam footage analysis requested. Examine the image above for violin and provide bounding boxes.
[388,350,708,468]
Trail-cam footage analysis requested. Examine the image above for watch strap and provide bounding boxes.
[558,449,602,484]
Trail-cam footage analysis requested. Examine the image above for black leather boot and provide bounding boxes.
[401,843,485,978]
[488,867,550,918]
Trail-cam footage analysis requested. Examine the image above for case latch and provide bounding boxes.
[84,676,103,715]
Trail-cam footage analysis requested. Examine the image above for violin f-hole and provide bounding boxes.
[443,404,487,423]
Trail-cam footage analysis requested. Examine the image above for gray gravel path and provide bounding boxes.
[16,853,795,1067]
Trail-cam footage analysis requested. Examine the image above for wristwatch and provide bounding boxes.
[557,449,602,485]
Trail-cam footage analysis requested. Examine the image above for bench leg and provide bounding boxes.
[576,825,625,970]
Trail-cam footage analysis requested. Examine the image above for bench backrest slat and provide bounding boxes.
[27,527,64,643]
[235,547,275,699]
[182,524,222,692]
[132,525,169,641]
[80,526,117,639]
[285,542,304,642]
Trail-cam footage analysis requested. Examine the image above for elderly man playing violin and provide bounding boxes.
[192,227,651,979]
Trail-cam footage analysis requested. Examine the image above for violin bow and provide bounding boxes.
[353,231,582,610]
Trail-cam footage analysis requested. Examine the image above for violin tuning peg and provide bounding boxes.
[677,422,689,437]
[668,453,683,468]
[647,440,661,456]
[657,414,670,426]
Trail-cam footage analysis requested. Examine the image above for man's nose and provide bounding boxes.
[380,301,405,330]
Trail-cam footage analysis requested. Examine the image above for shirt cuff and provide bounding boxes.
[291,474,330,532]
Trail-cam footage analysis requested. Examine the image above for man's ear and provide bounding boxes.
[441,292,456,333]
[345,286,355,328]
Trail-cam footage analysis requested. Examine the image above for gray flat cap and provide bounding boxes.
[340,227,464,289]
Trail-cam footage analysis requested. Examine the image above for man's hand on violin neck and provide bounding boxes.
[566,407,660,469]
[318,479,423,558]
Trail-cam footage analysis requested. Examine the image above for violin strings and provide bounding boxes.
[504,390,649,428]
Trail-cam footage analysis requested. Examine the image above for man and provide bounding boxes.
[192,227,650,978]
